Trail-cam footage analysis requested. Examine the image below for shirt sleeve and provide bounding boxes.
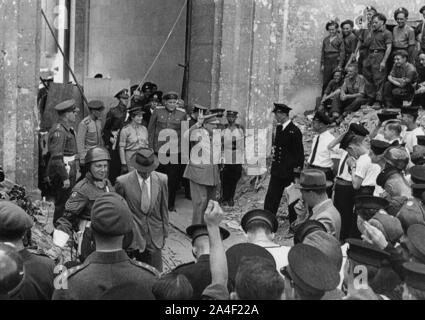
[119,127,129,148]
[385,31,393,45]
[355,156,370,179]
[408,27,416,46]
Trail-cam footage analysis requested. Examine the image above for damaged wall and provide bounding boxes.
[0,0,41,190]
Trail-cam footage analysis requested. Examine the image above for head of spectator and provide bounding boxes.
[186,224,230,260]
[354,196,389,222]
[394,50,409,68]
[303,231,343,271]
[372,13,387,31]
[230,256,284,300]
[369,140,391,165]
[281,244,340,300]
[325,20,339,37]
[383,121,402,142]
[141,82,158,98]
[296,170,332,209]
[368,213,404,246]
[127,105,145,126]
[332,68,344,84]
[394,7,409,28]
[293,220,327,245]
[341,20,354,37]
[346,64,359,80]
[402,262,425,300]
[241,209,278,244]
[84,147,110,181]
[163,92,180,113]
[366,6,378,23]
[114,89,129,106]
[383,147,410,172]
[272,103,292,124]
[312,111,332,134]
[419,53,425,68]
[401,106,420,130]
[344,134,369,159]
[0,201,33,248]
[378,170,411,198]
[152,273,193,300]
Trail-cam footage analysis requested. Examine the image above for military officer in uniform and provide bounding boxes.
[47,99,79,222]
[148,91,187,212]
[77,100,105,179]
[264,104,305,215]
[52,193,159,300]
[0,201,55,300]
[172,224,230,300]
[103,89,129,184]
[53,147,114,262]
[221,110,245,207]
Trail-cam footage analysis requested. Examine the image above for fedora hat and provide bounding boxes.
[130,148,159,173]
[296,169,333,190]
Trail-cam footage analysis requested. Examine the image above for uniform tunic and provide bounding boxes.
[119,123,149,170]
[77,116,103,163]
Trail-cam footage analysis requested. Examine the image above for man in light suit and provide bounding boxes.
[183,108,221,224]
[115,148,169,272]
[295,169,341,240]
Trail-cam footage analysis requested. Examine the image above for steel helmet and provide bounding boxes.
[383,147,409,171]
[0,243,25,296]
[84,147,111,165]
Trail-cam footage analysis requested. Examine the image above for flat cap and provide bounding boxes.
[284,244,340,294]
[303,231,343,270]
[346,239,390,268]
[186,224,230,244]
[0,201,33,238]
[376,166,400,188]
[272,103,292,114]
[226,243,276,285]
[369,213,404,245]
[407,224,425,263]
[313,111,332,125]
[349,123,370,137]
[163,91,179,101]
[403,262,425,291]
[54,99,76,113]
[241,209,278,234]
[370,140,391,156]
[114,89,129,99]
[409,166,425,184]
[91,193,133,237]
[340,132,356,150]
[88,100,105,110]
[354,196,389,221]
[378,111,399,123]
[397,198,425,233]
[293,220,327,245]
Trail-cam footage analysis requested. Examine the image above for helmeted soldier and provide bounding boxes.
[53,147,114,262]
[103,89,129,184]
[148,91,187,211]
[76,100,105,179]
[47,99,79,222]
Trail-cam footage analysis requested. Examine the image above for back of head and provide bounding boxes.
[245,220,273,235]
[152,273,193,300]
[303,231,343,270]
[235,256,284,300]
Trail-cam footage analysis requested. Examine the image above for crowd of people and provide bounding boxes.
[2,5,425,302]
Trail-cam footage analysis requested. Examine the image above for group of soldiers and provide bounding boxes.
[319,5,425,124]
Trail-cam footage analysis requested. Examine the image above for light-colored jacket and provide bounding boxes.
[311,199,342,240]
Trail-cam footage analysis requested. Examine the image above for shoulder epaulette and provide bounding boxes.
[130,259,161,277]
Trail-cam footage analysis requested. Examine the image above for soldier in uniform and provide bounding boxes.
[142,91,163,128]
[172,224,230,300]
[0,201,55,300]
[264,104,305,216]
[47,99,79,222]
[77,100,105,179]
[148,92,187,212]
[103,89,129,184]
[53,147,114,262]
[221,110,245,207]
[52,193,160,300]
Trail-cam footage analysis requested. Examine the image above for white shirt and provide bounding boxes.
[137,173,151,199]
[355,154,380,187]
[337,151,352,181]
[308,130,337,168]
[280,120,291,132]
[263,245,291,271]
[402,126,425,153]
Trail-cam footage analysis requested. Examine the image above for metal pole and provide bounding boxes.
[41,9,89,112]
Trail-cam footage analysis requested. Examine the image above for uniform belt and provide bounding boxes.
[335,178,352,186]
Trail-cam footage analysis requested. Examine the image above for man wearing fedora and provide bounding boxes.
[115,148,169,271]
[264,103,304,216]
[295,169,341,239]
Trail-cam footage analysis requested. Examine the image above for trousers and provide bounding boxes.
[363,52,387,102]
[222,164,243,202]
[264,175,293,215]
[190,181,217,224]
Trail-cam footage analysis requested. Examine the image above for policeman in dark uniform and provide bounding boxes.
[148,92,187,211]
[142,91,163,127]
[47,100,79,222]
[0,243,25,300]
[264,104,305,215]
[53,147,114,262]
[52,193,160,300]
[222,110,245,207]
[172,224,230,300]
[103,89,129,184]
[0,201,55,300]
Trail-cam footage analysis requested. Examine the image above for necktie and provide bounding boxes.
[339,154,348,176]
[309,135,320,166]
[141,180,150,213]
